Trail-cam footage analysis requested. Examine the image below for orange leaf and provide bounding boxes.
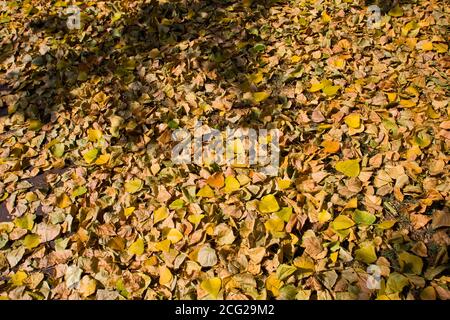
[206,173,225,188]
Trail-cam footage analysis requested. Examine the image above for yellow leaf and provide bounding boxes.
[377,220,396,230]
[167,228,183,244]
[433,43,448,53]
[23,234,40,249]
[335,159,360,177]
[401,20,418,37]
[223,176,240,193]
[322,85,340,96]
[159,266,173,286]
[237,174,250,186]
[386,272,409,294]
[321,140,340,153]
[153,206,168,224]
[93,91,108,104]
[264,216,285,235]
[420,287,436,300]
[398,252,423,275]
[332,215,355,230]
[321,11,331,23]
[415,131,432,148]
[87,129,102,142]
[330,251,338,263]
[399,99,416,108]
[419,41,433,51]
[387,92,398,102]
[426,106,441,119]
[388,4,403,17]
[188,214,205,225]
[124,179,143,194]
[293,255,315,274]
[0,192,8,202]
[71,186,87,198]
[333,58,345,69]
[253,91,270,103]
[406,145,422,159]
[51,143,65,158]
[309,83,323,92]
[259,194,280,213]
[57,193,72,209]
[10,271,27,286]
[355,243,377,264]
[197,185,215,198]
[155,239,171,252]
[405,86,419,97]
[124,207,135,218]
[276,178,291,190]
[352,209,376,225]
[318,210,332,223]
[206,172,224,188]
[29,119,42,131]
[276,207,293,222]
[201,277,222,298]
[14,214,34,231]
[128,238,145,256]
[345,113,361,129]
[266,274,283,297]
[249,72,264,84]
[95,154,110,165]
[83,148,99,164]
[345,197,358,209]
[290,55,301,63]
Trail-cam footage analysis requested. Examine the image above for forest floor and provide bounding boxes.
[0,0,449,300]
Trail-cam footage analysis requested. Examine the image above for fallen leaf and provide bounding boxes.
[154,206,168,224]
[125,179,143,194]
[345,113,361,129]
[223,176,240,193]
[200,277,221,298]
[335,159,360,177]
[259,194,280,213]
[128,238,145,256]
[167,228,183,244]
[159,266,173,286]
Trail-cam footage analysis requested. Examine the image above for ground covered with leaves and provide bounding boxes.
[0,0,449,300]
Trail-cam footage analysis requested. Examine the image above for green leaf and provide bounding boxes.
[253,43,266,52]
[386,272,409,294]
[352,210,376,225]
[169,199,184,210]
[276,264,297,280]
[398,252,423,275]
[71,186,87,198]
[52,143,65,158]
[83,148,99,164]
[14,214,35,231]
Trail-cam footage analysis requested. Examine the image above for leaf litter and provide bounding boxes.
[0,0,449,300]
